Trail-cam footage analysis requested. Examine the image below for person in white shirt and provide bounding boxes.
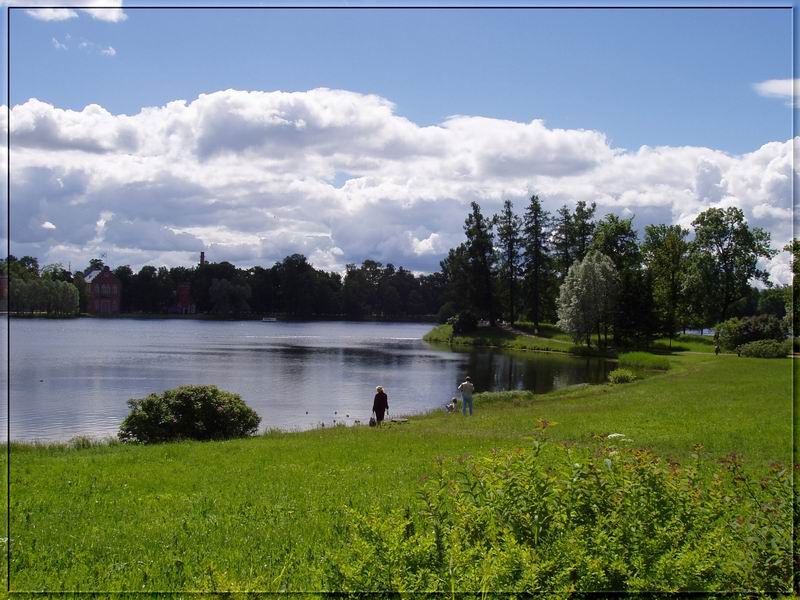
[458,376,475,416]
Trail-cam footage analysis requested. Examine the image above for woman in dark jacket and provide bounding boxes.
[372,386,389,426]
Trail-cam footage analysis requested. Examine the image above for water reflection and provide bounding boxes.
[6,319,612,441]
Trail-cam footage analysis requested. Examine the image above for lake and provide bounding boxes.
[4,319,613,441]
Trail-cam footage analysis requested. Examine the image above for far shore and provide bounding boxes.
[6,312,439,323]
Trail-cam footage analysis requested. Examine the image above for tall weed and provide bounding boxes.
[324,433,791,593]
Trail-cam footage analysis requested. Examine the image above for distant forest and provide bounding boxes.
[2,195,795,343]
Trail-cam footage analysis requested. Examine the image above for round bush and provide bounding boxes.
[717,314,786,351]
[119,384,261,443]
[447,311,478,335]
[608,368,637,384]
[737,339,788,359]
[436,301,458,324]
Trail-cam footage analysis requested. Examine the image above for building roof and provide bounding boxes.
[84,269,103,283]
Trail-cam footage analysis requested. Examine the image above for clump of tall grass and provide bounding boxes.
[618,352,671,371]
[324,434,792,593]
[608,368,637,384]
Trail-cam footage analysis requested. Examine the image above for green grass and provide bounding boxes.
[618,351,671,371]
[6,352,792,592]
[423,323,614,356]
[653,333,717,353]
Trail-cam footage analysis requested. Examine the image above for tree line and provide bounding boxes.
[1,253,447,320]
[440,196,789,346]
[2,196,793,338]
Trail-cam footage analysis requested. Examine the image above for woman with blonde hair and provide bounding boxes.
[372,386,389,427]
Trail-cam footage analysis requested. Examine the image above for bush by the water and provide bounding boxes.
[118,384,261,443]
[324,437,791,593]
[447,311,478,335]
[436,301,458,324]
[618,352,670,371]
[717,314,786,351]
[608,368,637,384]
[737,339,789,359]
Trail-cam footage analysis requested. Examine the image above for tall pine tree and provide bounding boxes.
[464,201,497,325]
[522,194,553,330]
[494,199,523,324]
[552,205,574,281]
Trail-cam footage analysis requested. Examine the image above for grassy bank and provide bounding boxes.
[6,352,792,592]
[424,323,722,358]
[423,323,590,355]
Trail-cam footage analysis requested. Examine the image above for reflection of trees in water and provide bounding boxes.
[464,351,612,394]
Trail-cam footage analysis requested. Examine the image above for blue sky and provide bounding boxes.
[7,6,793,153]
[2,4,796,282]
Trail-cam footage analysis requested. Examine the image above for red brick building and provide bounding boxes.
[175,281,195,314]
[85,266,121,314]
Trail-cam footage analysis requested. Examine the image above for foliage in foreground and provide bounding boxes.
[618,352,671,371]
[324,434,792,594]
[608,368,637,383]
[118,384,261,443]
[737,339,789,359]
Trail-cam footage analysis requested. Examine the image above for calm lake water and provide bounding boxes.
[3,319,613,441]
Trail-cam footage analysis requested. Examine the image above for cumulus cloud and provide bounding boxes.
[100,46,116,57]
[4,0,126,22]
[753,78,798,107]
[2,88,795,284]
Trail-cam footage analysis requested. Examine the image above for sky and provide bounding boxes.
[0,2,796,283]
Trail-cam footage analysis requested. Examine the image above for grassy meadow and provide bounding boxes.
[4,348,794,593]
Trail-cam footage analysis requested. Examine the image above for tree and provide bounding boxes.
[590,214,653,346]
[209,278,251,317]
[642,225,690,344]
[572,200,597,262]
[591,214,640,272]
[84,258,105,275]
[3,255,40,280]
[493,199,523,323]
[556,251,617,347]
[521,193,553,330]
[463,202,497,325]
[113,266,135,313]
[691,207,776,323]
[551,205,573,281]
[785,239,799,337]
[441,243,471,311]
[40,263,72,283]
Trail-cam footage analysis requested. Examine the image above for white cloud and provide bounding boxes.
[31,8,76,21]
[753,78,798,107]
[100,46,116,57]
[41,221,56,230]
[51,37,68,51]
[5,0,126,22]
[2,88,795,283]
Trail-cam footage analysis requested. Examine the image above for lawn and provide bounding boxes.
[423,323,593,354]
[5,350,793,593]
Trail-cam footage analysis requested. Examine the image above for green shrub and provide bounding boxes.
[737,339,789,359]
[324,439,792,593]
[436,301,458,324]
[448,311,478,335]
[608,368,637,383]
[618,352,670,371]
[118,385,261,444]
[717,314,786,351]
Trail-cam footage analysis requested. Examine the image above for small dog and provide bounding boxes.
[446,397,458,413]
